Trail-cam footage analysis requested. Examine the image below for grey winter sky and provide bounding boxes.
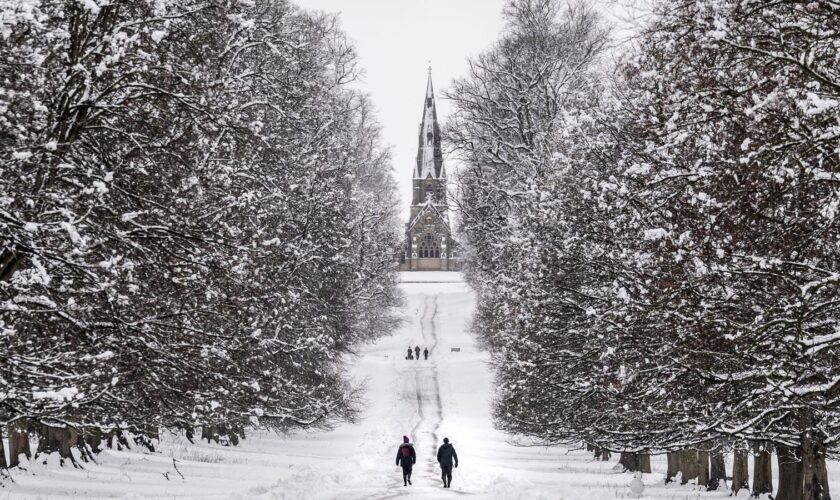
[294,0,642,220]
[295,0,507,219]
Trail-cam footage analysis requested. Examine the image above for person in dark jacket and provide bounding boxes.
[423,347,429,360]
[395,436,416,486]
[437,437,458,488]
[414,345,421,360]
[406,347,413,360]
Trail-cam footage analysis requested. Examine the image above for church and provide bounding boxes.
[399,71,460,271]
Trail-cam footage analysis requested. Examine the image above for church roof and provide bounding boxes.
[407,198,451,234]
[415,69,445,179]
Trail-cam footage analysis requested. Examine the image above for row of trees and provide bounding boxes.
[0,0,400,467]
[449,0,839,498]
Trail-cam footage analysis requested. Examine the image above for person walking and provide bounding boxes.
[414,345,421,360]
[395,436,416,486]
[437,437,458,488]
[423,348,429,360]
[406,347,413,360]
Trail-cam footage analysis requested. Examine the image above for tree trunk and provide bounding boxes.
[732,447,750,495]
[218,424,230,446]
[638,452,651,473]
[680,449,698,484]
[36,425,75,465]
[116,429,130,450]
[8,420,32,467]
[36,425,60,454]
[105,429,119,449]
[87,428,102,453]
[201,425,219,444]
[132,434,156,452]
[708,447,727,491]
[666,451,680,483]
[0,425,7,468]
[597,448,611,461]
[777,445,804,500]
[696,450,710,487]
[0,249,22,282]
[619,452,639,472]
[802,431,831,500]
[75,432,97,463]
[752,441,773,497]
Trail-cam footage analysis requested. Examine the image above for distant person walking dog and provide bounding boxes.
[395,436,416,486]
[406,347,413,360]
[423,347,429,360]
[437,437,458,488]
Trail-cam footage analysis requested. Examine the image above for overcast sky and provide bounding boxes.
[294,0,507,219]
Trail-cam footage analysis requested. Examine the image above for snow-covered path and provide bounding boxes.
[406,296,443,484]
[5,272,840,499]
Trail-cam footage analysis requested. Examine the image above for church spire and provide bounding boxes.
[415,68,445,179]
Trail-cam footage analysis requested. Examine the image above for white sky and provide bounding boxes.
[294,0,507,220]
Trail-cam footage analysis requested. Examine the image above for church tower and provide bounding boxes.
[401,69,459,271]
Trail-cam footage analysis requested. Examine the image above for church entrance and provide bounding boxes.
[418,233,441,258]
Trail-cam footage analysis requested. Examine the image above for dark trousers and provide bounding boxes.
[441,465,453,487]
[402,465,412,485]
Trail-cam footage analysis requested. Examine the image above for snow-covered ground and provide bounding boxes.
[3,272,839,499]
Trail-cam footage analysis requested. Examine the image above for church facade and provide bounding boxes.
[399,72,459,271]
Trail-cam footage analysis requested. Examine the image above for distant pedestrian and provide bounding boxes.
[395,436,416,486]
[437,437,458,488]
[407,347,413,360]
[423,348,429,360]
[414,345,420,360]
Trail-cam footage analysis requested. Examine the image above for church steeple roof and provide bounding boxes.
[415,68,445,179]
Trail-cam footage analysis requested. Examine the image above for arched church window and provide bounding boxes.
[417,233,441,259]
[427,132,433,143]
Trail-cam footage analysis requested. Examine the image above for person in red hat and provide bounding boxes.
[395,435,416,486]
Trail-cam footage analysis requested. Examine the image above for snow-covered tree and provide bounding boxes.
[447,0,618,455]
[450,0,840,497]
[611,2,840,497]
[1,0,400,466]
